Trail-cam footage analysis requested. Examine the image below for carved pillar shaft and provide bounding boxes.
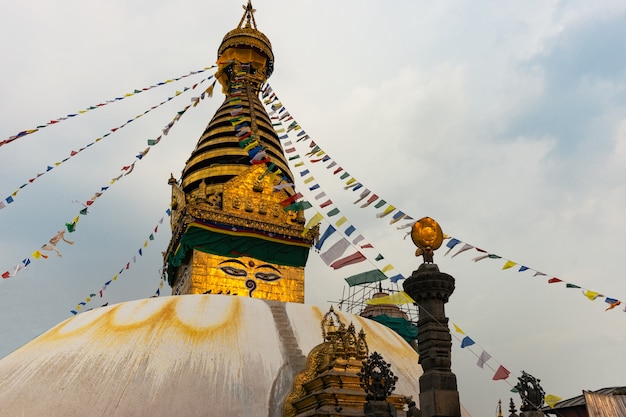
[403,263,461,417]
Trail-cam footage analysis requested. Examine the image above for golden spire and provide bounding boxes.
[238,1,257,30]
[165,2,314,302]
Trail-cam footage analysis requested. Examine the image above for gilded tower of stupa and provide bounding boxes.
[165,2,316,302]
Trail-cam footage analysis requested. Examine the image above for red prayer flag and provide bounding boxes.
[548,277,562,284]
[492,365,510,381]
[1,271,10,279]
[279,192,303,207]
[330,251,366,269]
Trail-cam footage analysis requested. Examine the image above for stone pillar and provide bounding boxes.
[403,263,461,417]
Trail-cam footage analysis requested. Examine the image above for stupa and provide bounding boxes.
[0,3,472,416]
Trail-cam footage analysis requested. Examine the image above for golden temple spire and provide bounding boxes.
[238,1,258,30]
[165,2,314,302]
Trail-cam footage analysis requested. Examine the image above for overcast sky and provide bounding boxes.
[1,1,626,415]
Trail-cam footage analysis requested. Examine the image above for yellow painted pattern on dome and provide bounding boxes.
[36,296,241,346]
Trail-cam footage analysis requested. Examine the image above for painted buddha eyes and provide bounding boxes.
[254,272,281,282]
[218,260,282,281]
[219,266,248,277]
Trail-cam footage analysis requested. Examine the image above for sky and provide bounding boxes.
[1,1,626,415]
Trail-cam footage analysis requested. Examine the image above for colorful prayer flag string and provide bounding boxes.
[70,210,171,315]
[1,87,213,280]
[261,83,626,315]
[0,76,215,210]
[0,66,216,149]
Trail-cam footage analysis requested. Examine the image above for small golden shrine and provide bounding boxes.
[284,307,407,416]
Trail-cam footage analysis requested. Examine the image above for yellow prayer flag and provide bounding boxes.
[345,178,356,186]
[453,323,465,334]
[144,241,148,248]
[32,251,41,259]
[366,291,414,305]
[335,216,347,227]
[544,394,562,408]
[112,274,119,281]
[294,162,304,167]
[303,212,324,236]
[376,205,396,218]
[78,110,87,114]
[243,141,259,152]
[315,150,325,157]
[85,297,91,302]
[303,176,315,184]
[381,264,393,273]
[73,216,80,224]
[583,290,602,301]
[175,90,182,96]
[502,260,516,270]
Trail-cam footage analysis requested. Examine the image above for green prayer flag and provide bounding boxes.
[566,283,581,288]
[345,270,387,286]
[374,199,387,209]
[375,254,384,261]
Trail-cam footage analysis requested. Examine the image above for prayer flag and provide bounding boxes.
[376,205,395,218]
[453,324,465,334]
[548,277,562,284]
[365,291,414,305]
[330,251,366,270]
[389,211,406,224]
[477,351,491,368]
[502,260,516,270]
[389,274,404,283]
[353,189,371,204]
[335,216,347,227]
[461,336,475,348]
[452,243,474,258]
[492,365,510,381]
[320,238,350,265]
[544,395,562,408]
[605,298,621,311]
[352,235,365,245]
[360,194,379,208]
[345,270,387,286]
[303,212,323,236]
[445,238,461,256]
[315,225,336,251]
[583,290,602,301]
